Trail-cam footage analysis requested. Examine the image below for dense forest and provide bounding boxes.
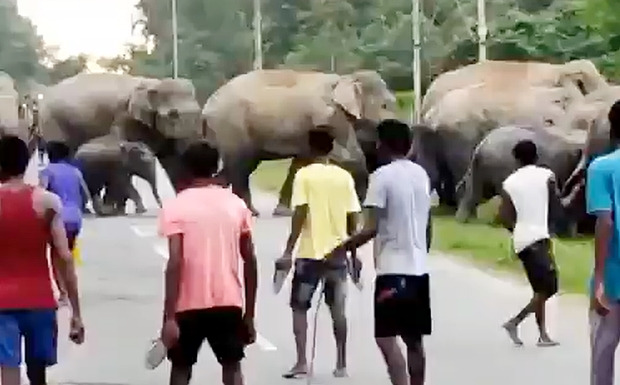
[1,0,619,103]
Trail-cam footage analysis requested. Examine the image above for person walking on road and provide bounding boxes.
[40,141,96,307]
[499,139,560,347]
[328,119,432,385]
[0,135,84,385]
[277,128,362,379]
[587,100,620,385]
[158,142,258,385]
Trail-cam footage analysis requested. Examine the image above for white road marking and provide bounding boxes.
[130,225,157,238]
[142,229,279,352]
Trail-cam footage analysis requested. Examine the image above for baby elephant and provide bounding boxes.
[75,136,162,216]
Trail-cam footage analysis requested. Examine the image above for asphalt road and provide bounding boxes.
[41,175,611,385]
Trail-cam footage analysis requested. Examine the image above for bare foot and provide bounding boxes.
[503,322,523,346]
[333,367,348,378]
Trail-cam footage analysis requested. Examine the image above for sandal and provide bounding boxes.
[282,368,308,379]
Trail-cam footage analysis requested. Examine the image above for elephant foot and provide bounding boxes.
[272,204,293,217]
[455,207,472,223]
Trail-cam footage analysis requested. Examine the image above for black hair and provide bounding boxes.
[47,141,71,163]
[609,99,620,141]
[512,139,538,166]
[0,135,30,177]
[181,141,220,178]
[308,128,334,156]
[377,119,412,156]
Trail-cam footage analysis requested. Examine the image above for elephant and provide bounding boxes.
[420,62,607,208]
[561,88,620,224]
[202,69,397,216]
[453,125,584,229]
[75,135,162,216]
[0,72,22,139]
[421,59,608,116]
[38,73,202,189]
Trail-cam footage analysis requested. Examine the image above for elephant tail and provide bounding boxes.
[455,139,484,198]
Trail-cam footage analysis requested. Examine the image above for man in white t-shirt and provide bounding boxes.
[329,119,432,385]
[499,139,560,347]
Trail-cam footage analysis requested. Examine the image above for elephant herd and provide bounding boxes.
[0,59,613,233]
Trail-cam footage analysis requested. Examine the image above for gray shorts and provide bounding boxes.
[289,258,347,311]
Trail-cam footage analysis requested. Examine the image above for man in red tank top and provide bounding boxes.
[0,136,85,385]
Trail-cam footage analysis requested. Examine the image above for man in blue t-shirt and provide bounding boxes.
[586,99,620,385]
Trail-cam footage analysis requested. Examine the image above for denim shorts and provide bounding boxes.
[0,309,58,367]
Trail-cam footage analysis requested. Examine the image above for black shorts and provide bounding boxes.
[517,238,558,297]
[374,274,431,339]
[167,307,245,366]
[290,258,347,311]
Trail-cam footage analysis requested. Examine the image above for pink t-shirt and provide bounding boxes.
[158,185,253,313]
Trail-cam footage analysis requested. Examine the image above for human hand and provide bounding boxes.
[593,280,610,316]
[69,315,85,345]
[242,315,256,345]
[160,319,180,349]
[275,252,293,272]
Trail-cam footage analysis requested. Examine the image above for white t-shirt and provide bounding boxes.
[364,159,431,276]
[502,165,553,253]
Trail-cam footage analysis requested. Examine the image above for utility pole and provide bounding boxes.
[477,0,487,61]
[253,0,263,70]
[171,0,179,78]
[412,0,421,124]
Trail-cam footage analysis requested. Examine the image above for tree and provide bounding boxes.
[47,54,89,84]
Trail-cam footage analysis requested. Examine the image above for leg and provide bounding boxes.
[591,304,620,385]
[225,153,260,216]
[22,310,58,385]
[203,307,246,385]
[324,267,349,377]
[403,336,425,385]
[126,183,146,214]
[167,311,206,385]
[284,259,321,378]
[0,312,22,385]
[274,158,308,217]
[454,161,482,223]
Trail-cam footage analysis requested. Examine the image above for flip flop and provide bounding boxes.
[282,368,308,379]
[537,339,560,347]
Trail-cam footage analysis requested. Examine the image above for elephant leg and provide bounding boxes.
[226,153,260,216]
[274,158,308,217]
[455,166,482,223]
[127,183,147,214]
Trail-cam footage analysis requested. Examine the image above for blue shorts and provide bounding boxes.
[0,310,57,367]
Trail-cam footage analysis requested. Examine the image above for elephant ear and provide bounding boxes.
[127,80,160,124]
[332,78,362,120]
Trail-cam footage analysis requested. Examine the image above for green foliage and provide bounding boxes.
[96,0,620,103]
[46,55,89,84]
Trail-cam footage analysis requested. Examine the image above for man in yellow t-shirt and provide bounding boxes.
[278,128,361,380]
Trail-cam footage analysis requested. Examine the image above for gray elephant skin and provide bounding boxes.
[454,125,582,230]
[202,69,397,216]
[39,73,202,189]
[75,136,161,216]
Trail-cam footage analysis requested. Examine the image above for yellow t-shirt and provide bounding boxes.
[291,163,361,260]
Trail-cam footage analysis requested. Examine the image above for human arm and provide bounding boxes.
[158,206,183,346]
[280,170,308,264]
[547,174,564,236]
[239,210,257,343]
[586,161,613,315]
[499,189,516,232]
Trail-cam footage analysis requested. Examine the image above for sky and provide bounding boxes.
[16,0,142,60]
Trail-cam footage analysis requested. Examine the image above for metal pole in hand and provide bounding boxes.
[171,0,179,78]
[253,0,263,70]
[412,0,422,125]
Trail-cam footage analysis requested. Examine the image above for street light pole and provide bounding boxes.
[171,0,179,78]
[477,0,487,61]
[412,0,421,125]
[253,0,263,70]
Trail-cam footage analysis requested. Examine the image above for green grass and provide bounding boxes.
[251,159,594,295]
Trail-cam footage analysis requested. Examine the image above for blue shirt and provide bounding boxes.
[40,161,84,233]
[586,149,620,300]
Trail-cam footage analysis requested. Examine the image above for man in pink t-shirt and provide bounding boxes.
[158,142,258,385]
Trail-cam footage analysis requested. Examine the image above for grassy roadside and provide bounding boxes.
[251,159,594,295]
